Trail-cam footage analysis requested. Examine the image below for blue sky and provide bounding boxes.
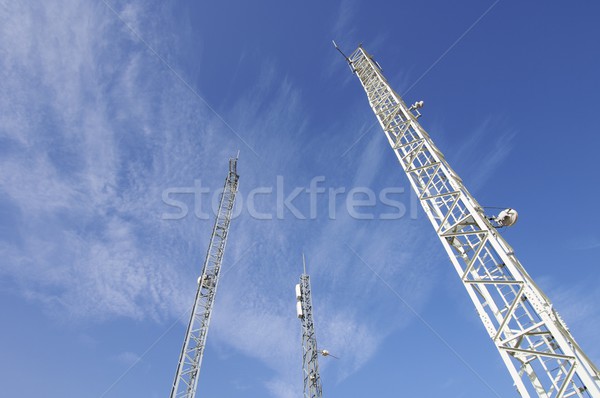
[1,1,599,397]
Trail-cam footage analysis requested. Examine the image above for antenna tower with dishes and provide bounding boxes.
[296,256,324,398]
[170,156,240,398]
[335,42,600,398]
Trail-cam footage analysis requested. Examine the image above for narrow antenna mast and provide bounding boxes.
[170,156,240,398]
[341,45,600,397]
[303,253,307,275]
[296,256,324,398]
[332,40,350,63]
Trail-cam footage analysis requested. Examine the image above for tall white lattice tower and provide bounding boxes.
[296,256,324,398]
[170,156,239,398]
[338,43,600,398]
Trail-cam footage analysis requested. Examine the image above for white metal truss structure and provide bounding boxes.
[343,45,600,398]
[170,157,239,398]
[296,263,323,398]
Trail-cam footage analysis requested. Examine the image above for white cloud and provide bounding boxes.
[332,0,359,41]
[0,1,225,322]
[448,116,516,191]
[265,378,297,398]
[540,278,600,363]
[115,351,142,366]
[566,236,600,251]
[0,3,520,398]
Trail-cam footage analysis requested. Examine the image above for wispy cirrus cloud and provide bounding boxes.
[451,117,516,191]
[566,236,600,251]
[0,0,231,321]
[537,276,600,363]
[332,0,359,41]
[0,2,519,397]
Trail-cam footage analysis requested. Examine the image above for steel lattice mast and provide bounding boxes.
[170,156,239,398]
[340,44,600,398]
[296,256,324,398]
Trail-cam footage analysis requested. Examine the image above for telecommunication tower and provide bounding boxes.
[336,43,600,398]
[296,256,324,398]
[170,156,240,398]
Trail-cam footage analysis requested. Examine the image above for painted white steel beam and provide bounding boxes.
[170,157,240,398]
[297,267,323,398]
[344,45,600,398]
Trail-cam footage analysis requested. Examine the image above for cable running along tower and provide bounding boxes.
[170,157,240,398]
[296,257,324,398]
[338,44,600,398]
